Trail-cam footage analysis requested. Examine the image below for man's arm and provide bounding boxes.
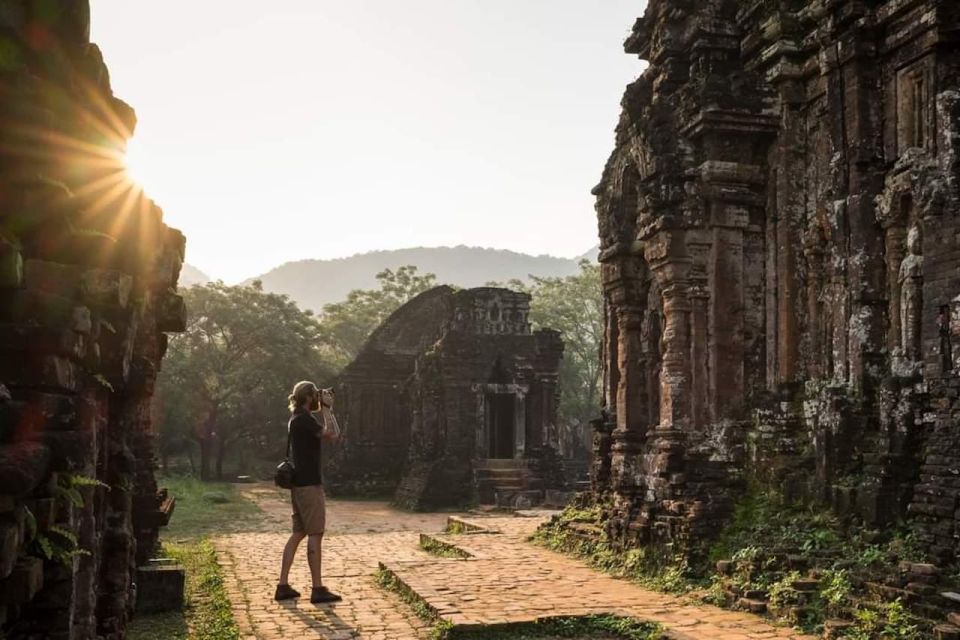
[317,410,340,441]
[308,411,338,441]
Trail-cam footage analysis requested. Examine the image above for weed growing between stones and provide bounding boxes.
[445,616,662,639]
[534,489,946,638]
[420,535,472,559]
[375,567,448,638]
[446,520,469,535]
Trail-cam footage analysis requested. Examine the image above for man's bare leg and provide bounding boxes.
[279,532,306,586]
[306,533,323,588]
[307,533,341,602]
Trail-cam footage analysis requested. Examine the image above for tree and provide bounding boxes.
[499,261,603,456]
[318,265,437,368]
[157,281,334,480]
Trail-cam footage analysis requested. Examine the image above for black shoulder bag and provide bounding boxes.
[274,427,294,489]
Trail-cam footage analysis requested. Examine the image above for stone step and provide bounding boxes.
[935,624,960,640]
[474,458,530,470]
[475,468,527,479]
[736,598,767,614]
[494,489,544,509]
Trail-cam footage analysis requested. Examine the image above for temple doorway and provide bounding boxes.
[486,393,516,459]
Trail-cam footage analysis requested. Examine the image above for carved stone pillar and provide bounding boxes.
[603,301,620,414]
[602,252,650,495]
[610,303,647,493]
[885,226,907,353]
[649,233,693,431]
[689,281,709,428]
[900,226,924,364]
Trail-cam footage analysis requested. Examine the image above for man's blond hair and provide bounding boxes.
[288,380,317,412]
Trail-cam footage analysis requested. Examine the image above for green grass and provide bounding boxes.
[448,616,662,639]
[129,475,259,640]
[129,539,240,640]
[420,535,472,559]
[160,474,262,539]
[127,608,189,639]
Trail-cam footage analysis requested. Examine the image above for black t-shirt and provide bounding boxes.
[289,410,323,486]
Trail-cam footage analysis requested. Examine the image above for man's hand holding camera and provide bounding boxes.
[317,388,341,442]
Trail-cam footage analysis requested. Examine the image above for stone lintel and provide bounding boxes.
[681,110,780,140]
[698,161,766,186]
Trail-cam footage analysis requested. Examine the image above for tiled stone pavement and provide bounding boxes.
[214,490,816,639]
[216,531,436,639]
[383,517,817,640]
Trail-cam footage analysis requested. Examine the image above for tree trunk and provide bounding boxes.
[199,437,212,481]
[215,438,227,480]
[198,413,218,481]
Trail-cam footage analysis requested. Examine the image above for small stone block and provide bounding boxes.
[0,557,43,605]
[737,597,767,613]
[135,564,185,614]
[907,581,937,595]
[81,268,132,308]
[935,624,960,640]
[0,521,18,579]
[0,443,51,498]
[0,240,23,288]
[824,619,855,639]
[793,578,820,591]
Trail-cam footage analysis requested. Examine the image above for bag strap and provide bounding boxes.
[285,423,292,460]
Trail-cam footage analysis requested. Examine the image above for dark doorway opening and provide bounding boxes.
[486,393,515,459]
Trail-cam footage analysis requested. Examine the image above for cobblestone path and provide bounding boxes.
[215,488,815,639]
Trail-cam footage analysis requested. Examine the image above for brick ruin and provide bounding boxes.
[591,0,960,563]
[331,286,569,509]
[0,2,185,638]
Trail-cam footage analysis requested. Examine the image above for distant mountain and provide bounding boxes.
[576,245,600,262]
[246,246,593,312]
[178,264,211,288]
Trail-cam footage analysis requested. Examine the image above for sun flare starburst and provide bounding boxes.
[0,74,161,255]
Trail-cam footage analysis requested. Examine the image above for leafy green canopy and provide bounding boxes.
[318,265,437,368]
[157,280,334,477]
[499,261,603,434]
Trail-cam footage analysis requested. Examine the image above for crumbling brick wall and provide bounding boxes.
[592,0,960,560]
[0,2,185,637]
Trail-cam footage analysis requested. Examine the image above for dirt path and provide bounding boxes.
[236,483,452,535]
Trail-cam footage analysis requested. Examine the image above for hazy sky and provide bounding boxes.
[90,2,646,283]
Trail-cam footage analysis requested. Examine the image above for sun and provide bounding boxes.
[122,137,149,190]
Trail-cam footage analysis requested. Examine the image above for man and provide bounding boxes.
[275,381,342,603]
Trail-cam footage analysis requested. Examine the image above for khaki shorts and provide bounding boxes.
[291,485,326,535]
